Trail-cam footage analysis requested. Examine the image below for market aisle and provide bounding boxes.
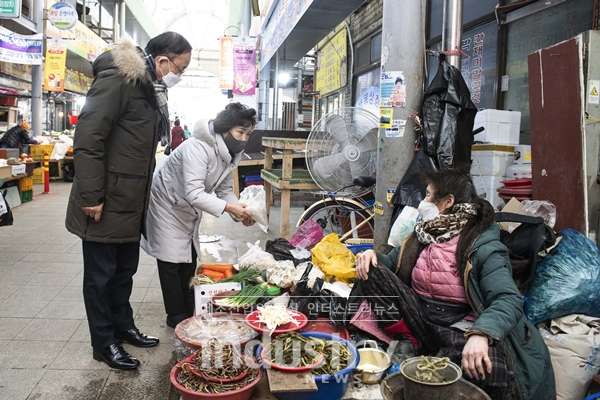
[0,182,303,400]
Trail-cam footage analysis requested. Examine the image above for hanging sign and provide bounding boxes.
[48,2,78,30]
[316,28,347,96]
[44,39,67,92]
[380,71,406,108]
[0,26,42,65]
[219,37,234,90]
[0,0,21,18]
[232,37,256,95]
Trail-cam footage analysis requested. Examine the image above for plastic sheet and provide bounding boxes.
[525,229,600,324]
[239,185,269,232]
[311,233,357,283]
[175,314,258,349]
[289,219,324,250]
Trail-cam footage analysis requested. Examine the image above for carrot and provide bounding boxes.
[202,264,234,273]
[202,270,225,280]
[224,269,234,278]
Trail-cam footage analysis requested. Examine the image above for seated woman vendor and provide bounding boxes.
[355,168,555,400]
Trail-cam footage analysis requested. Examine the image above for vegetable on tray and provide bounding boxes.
[188,266,261,287]
[257,305,299,334]
[213,284,267,307]
[265,332,350,375]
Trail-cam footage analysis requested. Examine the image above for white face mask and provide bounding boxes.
[159,59,182,88]
[417,201,440,221]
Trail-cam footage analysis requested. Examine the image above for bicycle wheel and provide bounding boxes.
[297,198,374,239]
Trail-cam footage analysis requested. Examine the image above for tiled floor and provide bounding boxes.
[0,182,303,399]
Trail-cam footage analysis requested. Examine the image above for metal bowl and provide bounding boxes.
[355,340,391,384]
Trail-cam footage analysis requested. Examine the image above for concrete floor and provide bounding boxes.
[0,182,304,400]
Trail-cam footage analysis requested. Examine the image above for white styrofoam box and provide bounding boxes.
[194,282,242,315]
[481,175,504,192]
[473,109,521,144]
[11,164,25,175]
[471,150,514,177]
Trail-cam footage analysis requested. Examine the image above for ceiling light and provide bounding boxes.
[278,72,290,85]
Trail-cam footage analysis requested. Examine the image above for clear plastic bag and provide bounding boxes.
[239,185,269,233]
[237,241,278,278]
[289,219,324,250]
[520,200,557,229]
[388,206,419,247]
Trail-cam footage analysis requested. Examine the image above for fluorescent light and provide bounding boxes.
[278,72,290,85]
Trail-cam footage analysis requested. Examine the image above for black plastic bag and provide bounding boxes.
[265,238,310,265]
[62,162,75,183]
[391,147,437,209]
[0,189,14,227]
[288,263,323,313]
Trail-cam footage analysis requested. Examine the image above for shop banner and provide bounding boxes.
[0,0,21,18]
[44,39,68,92]
[48,2,78,30]
[64,69,92,94]
[219,37,233,89]
[316,28,347,96]
[0,26,42,65]
[232,38,256,96]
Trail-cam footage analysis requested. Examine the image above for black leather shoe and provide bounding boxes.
[115,328,160,348]
[93,343,140,370]
[166,313,189,329]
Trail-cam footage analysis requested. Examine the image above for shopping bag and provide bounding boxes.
[0,189,14,227]
[290,219,324,250]
[239,185,268,233]
[311,233,356,283]
[388,206,419,247]
[539,314,600,400]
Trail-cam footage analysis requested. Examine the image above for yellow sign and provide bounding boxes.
[64,68,92,94]
[44,39,67,92]
[380,108,392,128]
[316,29,347,96]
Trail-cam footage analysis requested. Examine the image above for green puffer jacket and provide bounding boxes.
[376,202,555,400]
[65,41,161,243]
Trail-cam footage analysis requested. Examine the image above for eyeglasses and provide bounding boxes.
[167,56,186,76]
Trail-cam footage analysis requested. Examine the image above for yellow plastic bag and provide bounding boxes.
[311,233,356,283]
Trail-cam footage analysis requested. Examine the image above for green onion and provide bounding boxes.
[215,284,267,306]
[219,266,261,283]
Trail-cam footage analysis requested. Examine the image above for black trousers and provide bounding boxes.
[82,241,139,349]
[157,245,197,317]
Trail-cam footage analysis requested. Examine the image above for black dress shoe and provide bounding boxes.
[115,328,160,348]
[93,343,140,370]
[166,313,189,328]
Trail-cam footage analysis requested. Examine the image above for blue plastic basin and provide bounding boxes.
[346,244,374,255]
[257,331,359,400]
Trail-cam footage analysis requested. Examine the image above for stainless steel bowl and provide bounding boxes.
[355,340,392,384]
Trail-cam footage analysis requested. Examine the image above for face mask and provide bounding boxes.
[417,201,440,221]
[223,132,246,154]
[159,59,182,88]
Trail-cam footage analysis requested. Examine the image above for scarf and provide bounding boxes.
[414,203,477,245]
[142,48,170,146]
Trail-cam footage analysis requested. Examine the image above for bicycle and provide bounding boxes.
[296,175,376,244]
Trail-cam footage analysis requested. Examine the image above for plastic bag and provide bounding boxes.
[311,233,357,283]
[289,219,324,250]
[525,229,600,324]
[0,190,13,227]
[520,200,557,229]
[266,260,296,288]
[237,241,278,275]
[292,262,325,292]
[388,206,419,247]
[239,185,268,233]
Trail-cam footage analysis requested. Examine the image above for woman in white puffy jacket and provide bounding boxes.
[141,103,256,328]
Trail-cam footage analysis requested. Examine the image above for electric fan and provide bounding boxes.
[306,107,379,193]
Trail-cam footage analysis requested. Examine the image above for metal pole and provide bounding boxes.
[442,0,463,68]
[113,1,120,43]
[239,0,251,37]
[119,1,126,40]
[257,63,270,130]
[31,0,43,137]
[373,0,426,252]
[273,50,279,130]
[82,0,86,26]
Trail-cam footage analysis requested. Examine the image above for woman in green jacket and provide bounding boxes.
[355,168,555,400]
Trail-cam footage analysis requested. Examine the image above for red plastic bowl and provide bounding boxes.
[298,318,350,341]
[170,360,262,400]
[260,343,325,372]
[245,309,308,336]
[501,178,532,187]
[175,313,259,350]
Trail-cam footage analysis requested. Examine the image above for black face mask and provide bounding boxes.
[223,132,246,154]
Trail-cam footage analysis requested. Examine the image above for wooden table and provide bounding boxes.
[233,152,306,197]
[260,137,320,239]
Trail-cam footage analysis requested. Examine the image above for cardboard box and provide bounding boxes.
[194,282,242,315]
[473,109,521,144]
[0,165,11,180]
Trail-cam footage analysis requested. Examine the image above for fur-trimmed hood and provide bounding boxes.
[191,119,216,147]
[93,40,150,85]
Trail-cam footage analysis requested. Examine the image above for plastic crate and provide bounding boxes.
[20,189,32,203]
[346,244,374,255]
[33,167,44,184]
[19,176,33,191]
[30,144,54,161]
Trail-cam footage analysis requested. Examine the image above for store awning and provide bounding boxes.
[260,0,367,71]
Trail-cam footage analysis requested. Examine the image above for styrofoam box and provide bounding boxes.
[473,109,521,144]
[471,150,514,177]
[11,164,25,175]
[194,282,242,315]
